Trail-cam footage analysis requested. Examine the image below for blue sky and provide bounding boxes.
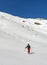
[0,0,47,18]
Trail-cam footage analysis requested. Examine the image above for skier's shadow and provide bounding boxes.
[30,52,35,54]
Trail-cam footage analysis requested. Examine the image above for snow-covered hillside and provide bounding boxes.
[0,12,47,65]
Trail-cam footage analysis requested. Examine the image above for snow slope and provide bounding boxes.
[0,12,47,65]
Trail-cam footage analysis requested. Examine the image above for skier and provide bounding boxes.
[25,43,31,54]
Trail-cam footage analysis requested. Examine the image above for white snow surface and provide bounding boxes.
[0,12,47,65]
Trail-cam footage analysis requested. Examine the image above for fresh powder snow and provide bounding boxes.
[0,12,47,65]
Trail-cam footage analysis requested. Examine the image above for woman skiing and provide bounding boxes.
[25,44,31,54]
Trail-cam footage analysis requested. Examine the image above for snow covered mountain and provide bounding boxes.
[0,12,47,65]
